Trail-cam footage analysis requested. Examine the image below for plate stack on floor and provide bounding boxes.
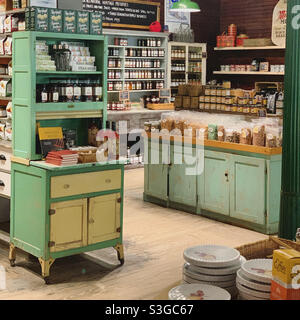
[182,245,246,298]
[168,283,231,301]
[236,259,273,300]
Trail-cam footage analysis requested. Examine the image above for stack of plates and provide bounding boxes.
[169,283,231,300]
[182,245,246,298]
[236,259,273,300]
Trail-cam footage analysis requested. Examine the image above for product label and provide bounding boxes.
[53,92,59,102]
[77,11,89,34]
[84,87,93,96]
[42,92,48,102]
[64,10,76,33]
[34,7,49,32]
[90,12,102,35]
[95,87,102,96]
[66,87,74,99]
[49,9,62,33]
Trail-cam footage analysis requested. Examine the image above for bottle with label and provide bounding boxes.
[65,80,74,102]
[73,80,82,102]
[41,85,48,103]
[83,80,93,102]
[52,85,59,103]
[62,44,72,71]
[56,44,64,71]
[93,80,103,101]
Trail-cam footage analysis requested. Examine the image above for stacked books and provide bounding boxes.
[46,150,79,166]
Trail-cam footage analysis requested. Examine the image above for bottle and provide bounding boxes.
[41,85,48,103]
[83,80,93,102]
[73,80,82,102]
[56,44,64,71]
[52,85,59,103]
[93,80,103,102]
[62,44,72,71]
[65,80,74,102]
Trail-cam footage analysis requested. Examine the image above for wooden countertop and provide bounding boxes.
[144,133,282,156]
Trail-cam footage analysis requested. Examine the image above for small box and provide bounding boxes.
[260,62,269,72]
[90,12,102,35]
[30,7,49,32]
[182,96,191,109]
[49,8,63,33]
[190,96,199,109]
[271,249,300,300]
[174,96,183,108]
[63,10,77,34]
[77,11,89,34]
[188,85,203,97]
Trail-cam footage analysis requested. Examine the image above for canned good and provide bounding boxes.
[222,97,226,104]
[205,103,210,110]
[237,105,244,113]
[222,89,227,97]
[231,104,238,112]
[205,87,212,96]
[225,104,231,112]
[225,97,233,104]
[225,89,231,97]
[210,96,217,103]
[220,104,226,111]
[243,105,251,114]
[199,96,205,102]
[216,96,222,104]
[216,103,221,111]
[251,106,259,114]
[199,103,205,110]
[205,96,211,103]
[210,103,217,110]
[216,88,223,96]
[210,86,217,96]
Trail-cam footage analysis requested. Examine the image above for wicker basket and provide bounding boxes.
[77,150,97,164]
[235,237,300,260]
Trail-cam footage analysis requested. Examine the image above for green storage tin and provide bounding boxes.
[30,7,49,32]
[63,10,77,34]
[77,11,89,34]
[49,8,63,33]
[90,12,102,35]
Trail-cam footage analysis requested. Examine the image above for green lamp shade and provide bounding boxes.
[170,0,201,13]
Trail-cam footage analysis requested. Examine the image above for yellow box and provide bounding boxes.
[271,249,300,300]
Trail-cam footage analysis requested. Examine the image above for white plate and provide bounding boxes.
[183,274,236,289]
[184,245,241,268]
[236,282,270,300]
[241,259,273,284]
[168,284,231,300]
[238,291,269,301]
[184,264,237,282]
[237,269,271,292]
[187,256,247,275]
[225,286,238,298]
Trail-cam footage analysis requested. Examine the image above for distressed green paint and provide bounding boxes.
[279,0,300,240]
[10,162,124,261]
[199,151,230,216]
[12,31,107,160]
[144,138,282,235]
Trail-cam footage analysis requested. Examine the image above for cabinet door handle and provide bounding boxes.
[89,218,95,224]
[0,154,6,161]
[68,105,75,109]
[0,180,5,187]
[64,184,70,189]
[105,179,111,184]
[225,172,229,182]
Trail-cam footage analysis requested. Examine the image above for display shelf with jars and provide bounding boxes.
[103,29,169,106]
[168,42,207,101]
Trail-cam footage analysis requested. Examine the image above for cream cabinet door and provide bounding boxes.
[50,199,88,252]
[88,193,121,245]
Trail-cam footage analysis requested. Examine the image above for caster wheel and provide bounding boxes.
[44,277,51,285]
[119,258,125,266]
[10,260,16,267]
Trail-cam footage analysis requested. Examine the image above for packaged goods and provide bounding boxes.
[0,123,4,139]
[63,10,77,34]
[240,128,252,145]
[6,101,11,119]
[77,11,89,34]
[0,15,5,33]
[225,128,234,143]
[0,80,11,97]
[0,106,6,117]
[271,249,300,300]
[0,37,5,55]
[208,124,217,141]
[90,12,102,35]
[4,125,11,141]
[4,37,12,55]
[252,124,265,147]
[217,126,225,142]
[49,8,63,33]
[4,15,18,33]
[30,7,49,32]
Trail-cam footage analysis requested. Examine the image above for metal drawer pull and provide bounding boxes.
[0,180,5,187]
[105,179,111,184]
[89,218,95,224]
[64,184,70,189]
[225,172,229,182]
[68,105,75,109]
[0,154,6,161]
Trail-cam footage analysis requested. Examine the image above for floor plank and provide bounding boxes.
[0,168,268,300]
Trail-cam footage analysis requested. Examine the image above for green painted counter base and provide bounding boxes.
[10,161,124,283]
[144,138,282,235]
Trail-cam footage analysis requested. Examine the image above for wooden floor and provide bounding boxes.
[0,168,268,300]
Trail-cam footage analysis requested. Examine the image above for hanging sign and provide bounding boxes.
[272,0,287,47]
[82,0,160,30]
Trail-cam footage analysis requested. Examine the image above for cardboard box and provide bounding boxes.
[30,7,49,32]
[190,96,199,109]
[174,96,183,108]
[77,11,89,34]
[188,85,203,97]
[63,10,76,34]
[89,12,102,35]
[182,96,191,109]
[49,8,62,33]
[271,249,300,300]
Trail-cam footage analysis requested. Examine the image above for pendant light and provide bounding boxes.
[170,0,201,13]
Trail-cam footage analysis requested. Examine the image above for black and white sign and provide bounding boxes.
[82,0,159,29]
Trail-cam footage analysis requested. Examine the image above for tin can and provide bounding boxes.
[210,103,217,110]
[199,103,205,110]
[210,96,217,103]
[205,103,211,110]
[231,104,238,112]
[199,95,205,102]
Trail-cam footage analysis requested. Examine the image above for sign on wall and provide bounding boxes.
[82,0,160,30]
[164,0,190,33]
[272,0,287,47]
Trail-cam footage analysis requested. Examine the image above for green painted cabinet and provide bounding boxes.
[144,137,282,235]
[199,151,230,216]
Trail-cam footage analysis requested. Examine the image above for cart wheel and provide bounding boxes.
[44,277,51,285]
[119,258,125,266]
[9,260,16,267]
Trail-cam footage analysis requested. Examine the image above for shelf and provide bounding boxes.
[125,57,165,60]
[124,79,165,81]
[0,74,11,79]
[108,68,122,70]
[214,46,285,51]
[0,55,11,59]
[107,79,123,81]
[109,45,164,49]
[0,96,11,101]
[0,140,12,150]
[213,71,284,76]
[36,71,102,75]
[34,101,104,113]
[1,8,26,15]
[108,89,160,93]
[125,68,165,70]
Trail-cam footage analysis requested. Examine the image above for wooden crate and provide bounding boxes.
[147,103,175,111]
